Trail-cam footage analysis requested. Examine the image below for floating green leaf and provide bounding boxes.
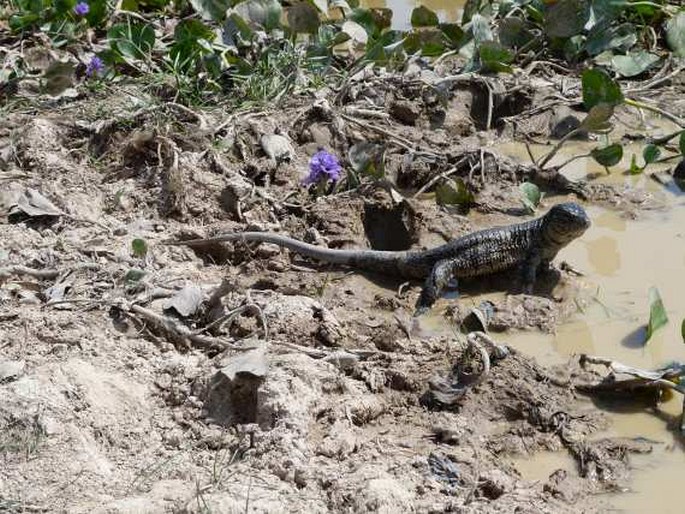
[646,287,668,343]
[131,238,148,257]
[628,153,643,174]
[610,51,659,78]
[435,178,474,207]
[682,318,685,344]
[591,144,623,167]
[581,68,624,110]
[579,103,614,132]
[544,0,591,38]
[643,144,661,165]
[666,11,685,58]
[411,5,438,27]
[520,182,542,214]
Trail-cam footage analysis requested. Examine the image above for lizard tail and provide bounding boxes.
[169,232,408,272]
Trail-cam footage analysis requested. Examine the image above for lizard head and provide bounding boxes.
[543,202,591,246]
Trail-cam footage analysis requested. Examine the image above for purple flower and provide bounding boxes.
[303,150,342,186]
[73,2,89,16]
[85,55,105,77]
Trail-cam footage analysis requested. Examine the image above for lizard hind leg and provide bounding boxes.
[414,259,460,316]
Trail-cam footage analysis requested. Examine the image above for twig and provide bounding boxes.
[164,102,208,131]
[340,113,439,157]
[195,303,268,341]
[120,302,232,351]
[342,107,390,120]
[0,263,100,281]
[412,157,468,197]
[624,98,685,128]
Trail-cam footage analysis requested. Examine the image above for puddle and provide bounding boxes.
[496,136,685,512]
[361,0,464,29]
[509,451,576,483]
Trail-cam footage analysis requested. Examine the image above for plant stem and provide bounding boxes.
[556,152,592,172]
[537,128,581,169]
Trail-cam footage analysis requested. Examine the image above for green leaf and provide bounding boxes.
[177,18,216,42]
[233,0,282,31]
[590,0,626,26]
[286,1,320,33]
[544,0,591,38]
[188,0,232,21]
[628,153,643,174]
[579,103,614,132]
[610,51,660,78]
[585,22,636,56]
[643,144,661,165]
[9,13,41,31]
[435,178,474,206]
[411,5,438,27]
[131,238,148,257]
[680,131,685,157]
[591,143,623,167]
[681,318,685,344]
[581,68,624,110]
[440,23,466,48]
[666,11,685,58]
[645,287,668,343]
[403,29,446,57]
[479,41,514,73]
[462,0,481,24]
[350,7,391,39]
[108,22,156,62]
[498,16,535,49]
[519,182,541,214]
[124,268,146,284]
[85,0,108,27]
[222,13,254,47]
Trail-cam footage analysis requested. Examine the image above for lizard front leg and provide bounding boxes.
[414,259,461,316]
[520,251,542,294]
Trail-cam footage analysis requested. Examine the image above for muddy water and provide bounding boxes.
[496,140,685,513]
[361,0,464,29]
